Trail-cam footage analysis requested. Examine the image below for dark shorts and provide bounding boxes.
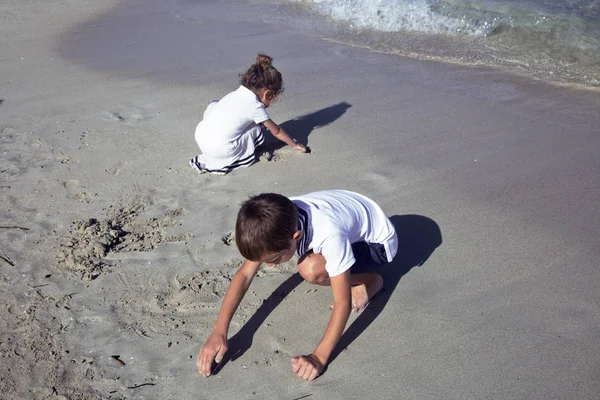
[349,242,388,274]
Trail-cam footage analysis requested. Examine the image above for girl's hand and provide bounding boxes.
[293,143,308,153]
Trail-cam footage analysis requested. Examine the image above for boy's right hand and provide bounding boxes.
[197,333,228,377]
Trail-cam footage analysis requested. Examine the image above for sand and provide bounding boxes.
[1,0,599,399]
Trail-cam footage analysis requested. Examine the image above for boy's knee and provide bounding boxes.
[298,266,319,284]
[298,257,327,284]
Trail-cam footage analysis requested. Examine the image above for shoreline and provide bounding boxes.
[272,0,600,91]
[323,36,600,93]
[58,0,600,91]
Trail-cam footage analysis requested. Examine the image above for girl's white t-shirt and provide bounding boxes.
[291,190,398,277]
[196,86,269,155]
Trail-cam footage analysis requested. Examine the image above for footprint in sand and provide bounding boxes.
[1,126,17,136]
[105,161,128,175]
[0,128,21,178]
[113,258,295,337]
[221,232,234,246]
[52,147,72,164]
[63,179,93,203]
[106,107,150,124]
[174,270,232,303]
[112,269,233,337]
[250,357,275,367]
[26,136,42,148]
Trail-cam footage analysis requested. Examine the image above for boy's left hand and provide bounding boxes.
[291,354,325,381]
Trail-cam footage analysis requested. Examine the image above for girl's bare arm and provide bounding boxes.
[263,119,307,152]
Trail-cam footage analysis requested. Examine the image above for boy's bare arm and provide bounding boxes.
[263,119,307,152]
[212,260,261,334]
[292,271,352,380]
[198,259,261,376]
[313,271,352,363]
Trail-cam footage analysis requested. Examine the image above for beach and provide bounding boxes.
[1,0,600,399]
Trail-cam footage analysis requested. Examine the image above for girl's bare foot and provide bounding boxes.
[350,274,383,312]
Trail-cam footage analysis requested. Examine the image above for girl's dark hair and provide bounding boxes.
[235,193,298,261]
[240,53,284,99]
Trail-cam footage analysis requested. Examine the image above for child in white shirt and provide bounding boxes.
[190,54,306,175]
[197,190,398,381]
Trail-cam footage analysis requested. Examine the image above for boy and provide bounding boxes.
[197,190,398,381]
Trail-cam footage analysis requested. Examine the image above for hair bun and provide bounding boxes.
[255,53,273,70]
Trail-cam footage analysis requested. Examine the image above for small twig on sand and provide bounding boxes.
[32,283,50,288]
[292,395,313,400]
[0,226,30,231]
[0,247,15,266]
[35,290,49,300]
[0,254,14,266]
[111,355,126,366]
[42,387,59,400]
[126,383,156,389]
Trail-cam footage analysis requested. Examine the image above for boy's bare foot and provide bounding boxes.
[350,274,383,312]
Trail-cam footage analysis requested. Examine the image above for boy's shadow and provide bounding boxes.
[212,214,442,375]
[258,102,351,156]
[212,272,305,374]
[327,214,443,364]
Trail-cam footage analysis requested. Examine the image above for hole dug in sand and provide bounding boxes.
[55,197,190,280]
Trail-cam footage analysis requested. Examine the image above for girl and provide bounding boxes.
[190,54,307,175]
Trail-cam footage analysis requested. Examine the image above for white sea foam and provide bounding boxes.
[292,0,496,36]
[278,0,600,87]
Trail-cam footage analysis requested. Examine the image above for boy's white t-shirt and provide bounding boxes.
[290,190,398,277]
[195,85,269,155]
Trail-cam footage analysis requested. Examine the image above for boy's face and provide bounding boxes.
[259,231,302,266]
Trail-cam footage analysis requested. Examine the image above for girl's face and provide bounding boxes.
[258,89,274,108]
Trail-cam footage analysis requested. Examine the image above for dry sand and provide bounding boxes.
[1,0,599,399]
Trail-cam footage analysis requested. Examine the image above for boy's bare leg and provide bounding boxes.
[348,273,383,311]
[297,253,384,311]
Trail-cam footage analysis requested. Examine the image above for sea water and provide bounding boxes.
[266,0,600,88]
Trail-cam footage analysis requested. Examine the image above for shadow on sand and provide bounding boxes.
[328,214,443,364]
[212,214,442,375]
[258,102,351,155]
[212,273,305,374]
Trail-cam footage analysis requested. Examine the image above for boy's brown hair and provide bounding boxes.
[235,193,298,261]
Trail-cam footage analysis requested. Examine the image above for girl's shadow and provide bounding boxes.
[211,214,442,375]
[258,102,351,156]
